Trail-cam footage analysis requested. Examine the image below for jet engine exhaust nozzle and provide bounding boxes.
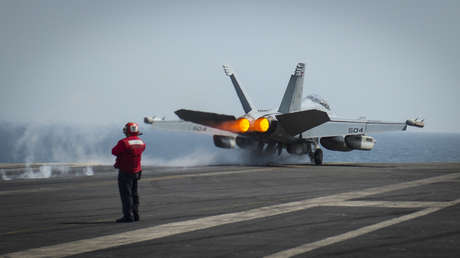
[253,117,270,133]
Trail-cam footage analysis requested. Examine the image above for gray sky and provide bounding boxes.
[1,0,459,132]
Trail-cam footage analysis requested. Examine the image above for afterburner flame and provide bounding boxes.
[236,118,250,132]
[217,117,270,133]
[253,117,270,132]
[218,118,250,133]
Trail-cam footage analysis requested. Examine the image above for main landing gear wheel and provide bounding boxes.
[313,149,323,165]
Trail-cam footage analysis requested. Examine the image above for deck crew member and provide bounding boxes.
[112,122,146,223]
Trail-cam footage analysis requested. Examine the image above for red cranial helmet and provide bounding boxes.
[123,122,140,136]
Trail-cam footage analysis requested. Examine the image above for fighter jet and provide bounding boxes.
[144,63,424,165]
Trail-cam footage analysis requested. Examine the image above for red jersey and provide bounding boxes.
[112,136,146,173]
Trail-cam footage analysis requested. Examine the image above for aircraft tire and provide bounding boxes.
[314,149,323,165]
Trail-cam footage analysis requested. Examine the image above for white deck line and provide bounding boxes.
[265,199,460,258]
[3,172,460,258]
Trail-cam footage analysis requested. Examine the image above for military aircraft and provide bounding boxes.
[144,63,424,165]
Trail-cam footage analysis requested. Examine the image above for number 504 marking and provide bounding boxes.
[348,128,364,134]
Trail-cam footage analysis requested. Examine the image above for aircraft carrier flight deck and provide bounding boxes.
[1,163,460,257]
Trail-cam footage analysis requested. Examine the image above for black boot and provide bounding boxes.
[116,217,133,223]
[133,212,140,221]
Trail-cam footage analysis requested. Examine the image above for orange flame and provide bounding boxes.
[216,117,270,133]
[253,117,270,133]
[217,118,250,133]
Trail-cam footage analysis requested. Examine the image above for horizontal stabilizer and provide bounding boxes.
[276,109,330,136]
[175,109,236,127]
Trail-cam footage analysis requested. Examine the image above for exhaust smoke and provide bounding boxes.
[0,164,96,180]
[0,122,116,181]
[0,122,312,181]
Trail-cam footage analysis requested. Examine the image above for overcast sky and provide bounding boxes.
[1,0,459,132]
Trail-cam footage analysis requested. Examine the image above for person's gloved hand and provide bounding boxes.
[114,158,120,169]
[136,171,142,180]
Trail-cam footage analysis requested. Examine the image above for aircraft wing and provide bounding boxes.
[301,118,409,138]
[145,109,240,137]
[144,119,238,137]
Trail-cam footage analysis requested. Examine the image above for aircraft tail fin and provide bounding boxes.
[278,63,305,113]
[223,65,255,113]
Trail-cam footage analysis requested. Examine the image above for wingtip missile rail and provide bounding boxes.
[144,116,165,124]
[406,118,425,128]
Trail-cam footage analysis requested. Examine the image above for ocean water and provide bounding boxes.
[323,132,460,163]
[124,131,460,165]
[2,124,458,181]
[0,122,459,165]
[140,131,460,165]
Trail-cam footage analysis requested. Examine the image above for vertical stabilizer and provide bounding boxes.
[223,65,255,113]
[278,63,305,113]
